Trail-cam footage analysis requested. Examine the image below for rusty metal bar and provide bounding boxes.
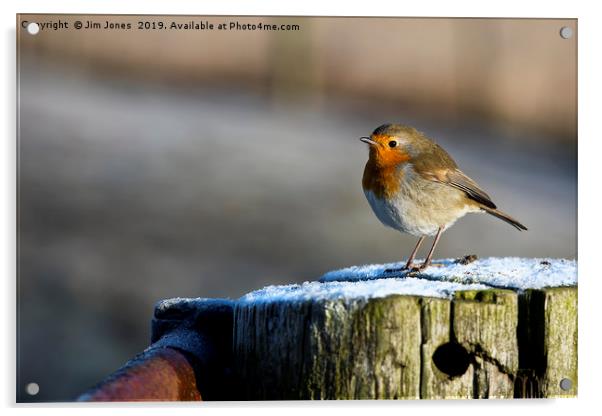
[78,346,201,401]
[77,298,234,402]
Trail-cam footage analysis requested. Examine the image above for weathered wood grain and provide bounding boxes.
[233,286,577,400]
[515,287,578,398]
[541,287,578,397]
[452,290,518,398]
[235,296,422,399]
[420,297,473,399]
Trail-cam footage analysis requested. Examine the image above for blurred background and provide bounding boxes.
[17,15,576,401]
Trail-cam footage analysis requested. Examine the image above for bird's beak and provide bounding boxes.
[359,136,377,146]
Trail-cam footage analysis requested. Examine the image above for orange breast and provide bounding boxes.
[362,141,411,199]
[363,160,404,199]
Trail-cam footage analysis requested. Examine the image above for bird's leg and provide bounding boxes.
[405,236,426,269]
[384,236,425,274]
[416,227,444,271]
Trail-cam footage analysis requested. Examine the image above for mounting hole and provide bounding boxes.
[27,22,40,35]
[559,378,573,391]
[559,26,573,39]
[432,342,470,377]
[25,382,39,396]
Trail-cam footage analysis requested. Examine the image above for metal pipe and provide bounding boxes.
[77,298,235,402]
[78,346,201,401]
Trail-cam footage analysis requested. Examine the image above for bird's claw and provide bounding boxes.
[405,265,425,276]
[407,263,436,275]
[384,263,422,277]
[384,264,413,274]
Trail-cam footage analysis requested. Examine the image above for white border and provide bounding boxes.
[2,1,599,415]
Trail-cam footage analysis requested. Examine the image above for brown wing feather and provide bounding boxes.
[413,143,497,209]
[445,170,496,209]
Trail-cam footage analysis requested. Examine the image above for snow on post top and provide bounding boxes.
[320,257,576,288]
[238,257,576,305]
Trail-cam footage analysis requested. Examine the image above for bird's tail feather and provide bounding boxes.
[481,206,527,231]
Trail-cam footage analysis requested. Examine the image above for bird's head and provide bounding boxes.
[360,123,424,167]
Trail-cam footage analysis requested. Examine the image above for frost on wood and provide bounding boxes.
[239,258,576,305]
[232,257,577,399]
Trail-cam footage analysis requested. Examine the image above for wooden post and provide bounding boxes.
[516,287,578,398]
[234,286,577,399]
[420,297,473,399]
[453,290,518,398]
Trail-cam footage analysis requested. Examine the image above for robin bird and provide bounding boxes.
[361,123,527,272]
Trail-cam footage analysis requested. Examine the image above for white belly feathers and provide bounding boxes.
[363,166,479,237]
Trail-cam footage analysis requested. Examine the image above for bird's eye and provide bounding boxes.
[388,140,397,148]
